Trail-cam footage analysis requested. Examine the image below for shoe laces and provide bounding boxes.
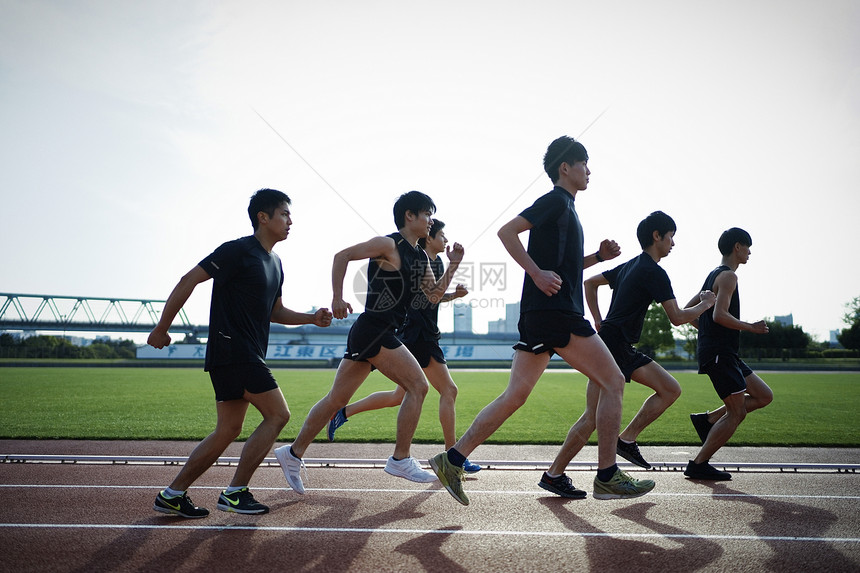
[404,457,430,477]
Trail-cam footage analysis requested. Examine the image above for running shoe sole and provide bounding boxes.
[684,463,732,481]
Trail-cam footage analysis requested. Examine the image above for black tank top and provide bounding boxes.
[697,265,740,364]
[363,232,427,328]
[399,255,444,343]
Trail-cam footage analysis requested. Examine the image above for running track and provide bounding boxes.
[2,441,858,572]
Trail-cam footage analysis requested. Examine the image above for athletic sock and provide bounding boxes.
[290,446,300,460]
[619,437,634,444]
[545,472,562,479]
[225,486,246,494]
[164,487,185,498]
[446,448,467,468]
[596,464,618,482]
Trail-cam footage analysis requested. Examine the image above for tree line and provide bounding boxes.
[638,295,860,360]
[0,334,137,359]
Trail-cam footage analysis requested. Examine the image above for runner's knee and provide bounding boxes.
[662,380,682,403]
[595,371,625,394]
[402,375,429,398]
[269,408,290,429]
[757,386,774,407]
[215,419,244,441]
[437,381,458,401]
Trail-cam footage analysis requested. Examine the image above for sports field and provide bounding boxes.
[1,367,858,446]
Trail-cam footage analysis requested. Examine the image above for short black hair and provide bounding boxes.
[718,227,752,255]
[636,211,677,249]
[393,190,436,229]
[248,188,291,230]
[418,219,445,249]
[543,136,589,184]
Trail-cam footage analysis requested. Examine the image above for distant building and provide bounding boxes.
[453,302,472,332]
[773,314,793,326]
[486,302,520,334]
[830,330,843,348]
[505,302,520,332]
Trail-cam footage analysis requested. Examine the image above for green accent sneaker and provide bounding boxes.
[593,468,655,500]
[216,487,270,514]
[429,452,469,506]
[153,491,210,518]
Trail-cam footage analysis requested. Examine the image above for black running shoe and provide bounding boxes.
[616,438,652,469]
[690,413,714,444]
[538,472,587,499]
[154,491,210,518]
[216,487,270,514]
[684,460,731,481]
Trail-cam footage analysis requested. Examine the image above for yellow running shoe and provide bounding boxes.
[593,468,655,500]
[429,452,469,506]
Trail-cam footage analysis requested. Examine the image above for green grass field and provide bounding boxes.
[1,367,858,446]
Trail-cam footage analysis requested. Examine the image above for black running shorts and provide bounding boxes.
[209,362,278,402]
[404,338,446,368]
[599,327,653,383]
[343,313,403,362]
[699,354,753,399]
[513,310,596,356]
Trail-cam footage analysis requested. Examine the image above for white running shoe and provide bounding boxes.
[274,445,306,494]
[384,456,438,483]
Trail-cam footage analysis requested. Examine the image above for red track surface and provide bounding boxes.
[2,441,859,572]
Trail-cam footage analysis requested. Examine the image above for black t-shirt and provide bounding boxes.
[518,187,585,315]
[697,265,741,365]
[399,255,443,343]
[601,252,675,344]
[362,232,428,330]
[199,236,284,371]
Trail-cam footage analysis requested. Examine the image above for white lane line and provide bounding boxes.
[2,484,859,500]
[0,523,858,544]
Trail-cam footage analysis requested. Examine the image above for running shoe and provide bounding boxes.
[153,491,210,518]
[463,458,482,474]
[538,472,587,499]
[616,438,652,469]
[429,452,469,506]
[690,412,714,444]
[216,487,269,514]
[593,468,656,500]
[384,456,438,483]
[274,445,306,494]
[327,407,348,442]
[684,460,732,481]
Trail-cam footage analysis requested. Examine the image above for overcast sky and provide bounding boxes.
[1,0,858,342]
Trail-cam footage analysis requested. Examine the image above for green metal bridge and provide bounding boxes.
[0,293,203,337]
